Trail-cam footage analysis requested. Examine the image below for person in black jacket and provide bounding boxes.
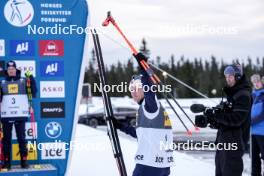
[0,61,37,169]
[206,64,251,176]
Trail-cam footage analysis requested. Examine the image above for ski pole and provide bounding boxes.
[102,11,194,134]
[26,77,41,169]
[102,11,197,134]
[91,28,127,176]
[26,79,37,140]
[150,63,210,99]
[102,12,160,85]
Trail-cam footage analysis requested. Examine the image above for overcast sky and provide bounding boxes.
[87,0,264,65]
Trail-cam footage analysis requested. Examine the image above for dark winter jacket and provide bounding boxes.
[214,75,252,151]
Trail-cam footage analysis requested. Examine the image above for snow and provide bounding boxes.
[68,124,215,176]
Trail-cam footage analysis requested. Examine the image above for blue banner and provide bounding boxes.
[0,0,89,175]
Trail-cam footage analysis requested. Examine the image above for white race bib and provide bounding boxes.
[1,94,29,118]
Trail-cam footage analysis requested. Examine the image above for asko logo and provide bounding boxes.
[10,40,34,56]
[41,102,65,118]
[39,40,64,56]
[14,60,36,77]
[40,81,65,98]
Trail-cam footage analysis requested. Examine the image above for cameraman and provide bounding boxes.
[204,65,251,176]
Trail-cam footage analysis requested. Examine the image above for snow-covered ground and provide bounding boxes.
[68,124,215,176]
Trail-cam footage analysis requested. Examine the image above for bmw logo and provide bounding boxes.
[45,122,62,139]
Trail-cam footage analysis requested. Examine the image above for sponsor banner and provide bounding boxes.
[40,61,64,77]
[41,102,65,118]
[10,40,35,56]
[0,39,5,56]
[39,40,64,56]
[12,122,37,140]
[1,0,89,174]
[40,81,65,98]
[12,143,37,161]
[14,60,36,77]
[41,142,66,160]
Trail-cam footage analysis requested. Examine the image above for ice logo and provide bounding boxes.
[4,0,34,27]
[45,122,62,139]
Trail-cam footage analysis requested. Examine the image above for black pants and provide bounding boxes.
[132,164,170,176]
[2,121,28,159]
[215,149,244,176]
[251,135,264,176]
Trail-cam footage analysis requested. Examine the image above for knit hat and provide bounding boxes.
[129,74,143,91]
[224,64,243,80]
[6,60,17,69]
[250,74,261,83]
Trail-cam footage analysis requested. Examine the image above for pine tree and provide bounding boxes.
[84,49,263,98]
[139,38,150,57]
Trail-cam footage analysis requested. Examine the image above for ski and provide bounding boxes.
[91,29,127,176]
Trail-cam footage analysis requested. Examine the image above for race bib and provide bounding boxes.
[1,94,29,118]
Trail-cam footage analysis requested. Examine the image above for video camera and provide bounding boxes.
[190,102,231,128]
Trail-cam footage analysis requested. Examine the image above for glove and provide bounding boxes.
[25,71,33,78]
[133,52,148,70]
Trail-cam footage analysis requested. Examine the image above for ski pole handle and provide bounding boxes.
[102,11,138,54]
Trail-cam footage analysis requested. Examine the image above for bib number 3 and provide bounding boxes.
[11,97,16,104]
